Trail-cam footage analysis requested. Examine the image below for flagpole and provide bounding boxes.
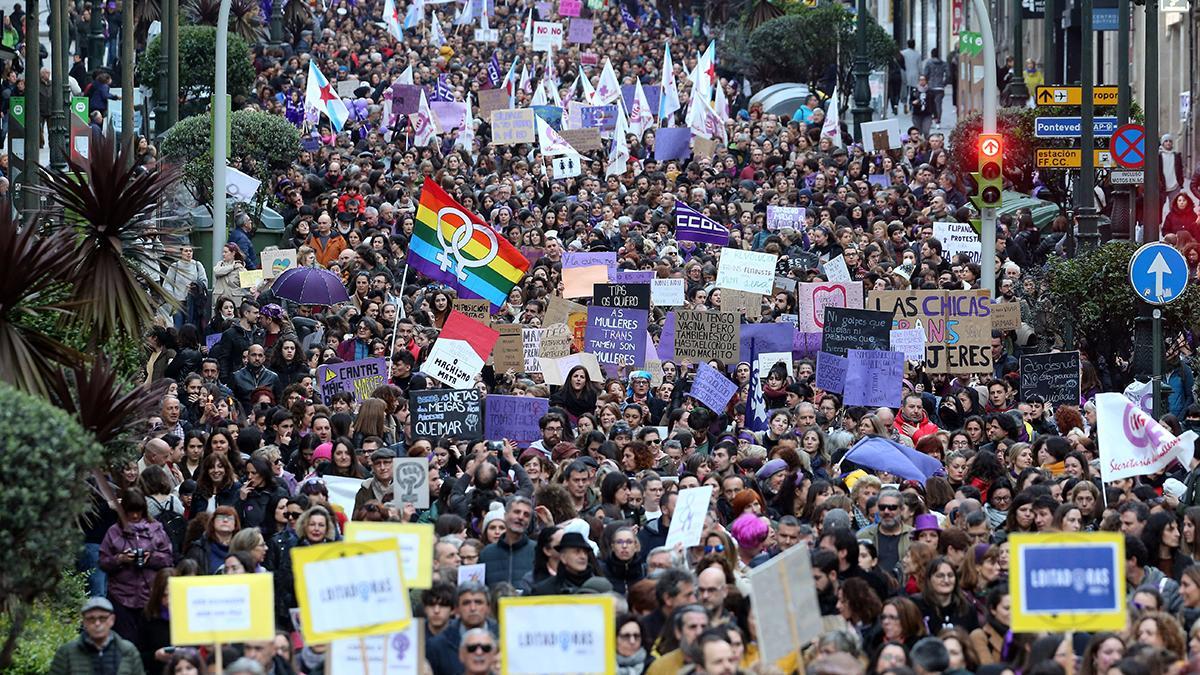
[211,0,233,272]
[389,265,409,357]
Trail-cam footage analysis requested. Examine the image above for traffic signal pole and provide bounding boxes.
[971,0,999,297]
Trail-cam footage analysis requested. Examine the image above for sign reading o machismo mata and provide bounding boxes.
[499,595,615,675]
[1009,532,1126,633]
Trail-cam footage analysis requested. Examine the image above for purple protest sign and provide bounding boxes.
[430,101,469,132]
[655,127,692,162]
[868,174,891,187]
[612,270,654,284]
[690,362,738,412]
[316,357,389,405]
[658,312,676,360]
[580,52,599,66]
[204,333,222,351]
[390,84,423,115]
[843,349,904,408]
[563,251,617,273]
[739,323,796,364]
[568,18,594,43]
[584,306,648,368]
[535,1,553,16]
[558,0,581,15]
[580,105,617,130]
[815,351,846,393]
[621,84,661,118]
[484,395,549,446]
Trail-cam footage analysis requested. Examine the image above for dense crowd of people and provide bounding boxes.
[39,0,1200,675]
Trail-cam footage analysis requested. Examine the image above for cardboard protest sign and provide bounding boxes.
[934,221,982,264]
[291,539,412,642]
[844,349,905,407]
[1019,351,1081,407]
[423,311,499,389]
[391,457,431,510]
[537,323,573,360]
[717,248,777,294]
[690,362,737,412]
[720,288,762,316]
[453,298,492,324]
[749,539,823,665]
[594,283,651,310]
[344,522,435,589]
[545,296,586,326]
[890,327,926,362]
[239,269,263,288]
[673,310,740,361]
[409,389,483,440]
[168,575,274,645]
[584,306,649,368]
[797,281,864,333]
[500,596,616,675]
[317,358,389,405]
[567,17,594,43]
[560,127,603,152]
[492,324,524,373]
[652,278,686,306]
[476,88,509,121]
[666,486,714,548]
[490,108,537,145]
[992,300,1022,330]
[532,20,565,49]
[329,621,423,675]
[563,264,607,297]
[867,290,993,374]
[485,395,549,447]
[766,205,806,230]
[860,118,903,152]
[260,248,297,278]
[523,327,547,374]
[821,307,893,357]
[815,351,846,393]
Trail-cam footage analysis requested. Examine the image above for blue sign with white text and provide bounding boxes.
[1034,116,1119,137]
[1129,242,1189,305]
[1020,543,1121,613]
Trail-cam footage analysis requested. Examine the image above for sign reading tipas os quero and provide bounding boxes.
[1009,532,1126,633]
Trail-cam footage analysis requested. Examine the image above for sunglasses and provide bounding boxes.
[878,503,900,511]
[704,544,725,553]
[464,643,494,654]
[286,511,303,519]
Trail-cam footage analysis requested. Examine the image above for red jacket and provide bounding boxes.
[893,412,939,444]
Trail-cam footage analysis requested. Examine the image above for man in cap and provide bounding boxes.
[353,446,395,514]
[531,531,598,595]
[49,597,144,675]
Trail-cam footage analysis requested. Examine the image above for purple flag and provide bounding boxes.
[487,53,502,89]
[655,127,692,161]
[433,74,453,102]
[620,2,639,31]
[671,11,681,36]
[674,200,730,246]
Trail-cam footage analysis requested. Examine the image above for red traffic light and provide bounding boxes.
[981,161,1001,180]
[979,134,1002,158]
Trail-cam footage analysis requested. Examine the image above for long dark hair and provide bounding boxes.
[246,456,279,494]
[532,525,561,582]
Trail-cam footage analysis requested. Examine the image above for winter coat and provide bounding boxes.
[98,520,174,608]
[237,484,289,530]
[479,535,536,586]
[49,633,145,675]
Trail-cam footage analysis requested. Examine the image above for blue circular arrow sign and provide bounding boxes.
[1129,243,1188,305]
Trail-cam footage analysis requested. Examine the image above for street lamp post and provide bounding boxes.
[212,0,232,280]
[23,0,41,213]
[1077,0,1101,251]
[270,0,283,44]
[121,0,134,148]
[850,0,873,142]
[49,0,68,171]
[1005,0,1029,105]
[155,0,169,136]
[1144,0,1160,242]
[167,0,179,128]
[89,0,104,72]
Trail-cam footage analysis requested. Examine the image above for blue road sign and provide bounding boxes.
[1034,116,1120,138]
[1129,243,1189,305]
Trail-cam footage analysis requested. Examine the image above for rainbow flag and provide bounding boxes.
[408,178,530,308]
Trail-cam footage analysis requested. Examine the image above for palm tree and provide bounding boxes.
[185,0,267,42]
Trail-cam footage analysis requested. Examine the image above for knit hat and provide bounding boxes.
[552,441,579,463]
[481,502,505,533]
[313,442,333,462]
[755,458,788,482]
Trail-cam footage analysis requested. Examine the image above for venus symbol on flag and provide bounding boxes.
[434,207,500,280]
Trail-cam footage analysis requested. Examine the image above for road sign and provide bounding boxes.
[959,31,983,56]
[1035,86,1119,107]
[1035,148,1115,168]
[1162,0,1189,11]
[1034,116,1120,138]
[1111,123,1146,169]
[1110,170,1144,185]
[1129,243,1189,305]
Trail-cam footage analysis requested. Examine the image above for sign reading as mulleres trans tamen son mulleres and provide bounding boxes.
[1009,532,1126,633]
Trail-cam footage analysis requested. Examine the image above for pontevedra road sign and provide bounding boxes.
[1035,148,1115,168]
[1034,117,1119,138]
[1034,86,1119,107]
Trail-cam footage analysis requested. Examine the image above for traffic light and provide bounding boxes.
[972,133,1004,211]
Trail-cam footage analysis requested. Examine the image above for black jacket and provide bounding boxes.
[232,364,280,412]
[210,323,263,385]
[237,484,289,530]
[600,555,646,594]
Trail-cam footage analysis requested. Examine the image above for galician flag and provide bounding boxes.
[305,61,350,132]
[689,40,716,104]
[659,43,680,121]
[403,0,424,27]
[382,0,404,40]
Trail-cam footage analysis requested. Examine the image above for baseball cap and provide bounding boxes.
[81,597,114,614]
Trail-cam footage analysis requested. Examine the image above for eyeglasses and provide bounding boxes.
[878,503,900,511]
[286,511,303,519]
[82,614,111,624]
[618,632,641,642]
[704,544,725,553]
[464,643,495,653]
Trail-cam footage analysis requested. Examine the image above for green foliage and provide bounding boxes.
[0,384,105,668]
[160,108,300,207]
[738,8,895,94]
[0,573,87,674]
[138,26,254,117]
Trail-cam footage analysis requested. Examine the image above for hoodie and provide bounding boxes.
[893,410,939,444]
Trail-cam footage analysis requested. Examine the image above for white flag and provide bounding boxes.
[659,43,680,121]
[606,103,630,177]
[594,58,621,106]
[519,64,531,93]
[411,89,436,147]
[629,79,654,137]
[537,116,573,156]
[523,9,533,44]
[226,165,261,202]
[578,65,596,104]
[714,80,729,121]
[397,64,414,85]
[429,12,445,46]
[821,88,842,148]
[382,0,404,40]
[530,78,548,106]
[1097,392,1197,482]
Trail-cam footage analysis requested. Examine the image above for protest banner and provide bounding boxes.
[890,327,926,362]
[749,540,823,665]
[292,539,412,642]
[391,457,431,510]
[540,352,603,386]
[490,108,537,145]
[665,486,714,548]
[689,362,737,412]
[317,357,389,405]
[584,306,648,368]
[562,264,607,298]
[423,312,499,389]
[815,351,846,393]
[716,248,777,294]
[992,300,1022,330]
[1096,392,1198,482]
[594,283,651,310]
[859,118,903,151]
[758,351,794,377]
[934,221,982,264]
[738,323,796,364]
[500,595,615,675]
[823,254,851,282]
[168,575,274,645]
[476,88,509,121]
[559,127,603,152]
[766,205,806,230]
[409,389,483,440]
[260,248,297,278]
[821,307,893,357]
[344,522,435,589]
[531,20,564,49]
[843,350,905,407]
[329,621,423,675]
[720,288,762,316]
[1019,351,1081,406]
[453,298,492,324]
[485,394,549,446]
[1009,532,1126,632]
[579,105,618,130]
[672,311,740,362]
[867,290,993,374]
[651,278,686,306]
[492,324,524,373]
[567,17,594,43]
[797,281,864,333]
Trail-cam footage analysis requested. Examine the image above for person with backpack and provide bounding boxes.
[139,469,187,562]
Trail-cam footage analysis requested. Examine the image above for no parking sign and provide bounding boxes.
[1111,123,1146,169]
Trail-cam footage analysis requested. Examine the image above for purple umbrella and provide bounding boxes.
[842,436,945,484]
[271,267,350,306]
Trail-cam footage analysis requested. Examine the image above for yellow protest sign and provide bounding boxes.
[292,539,412,642]
[344,521,436,589]
[1009,532,1126,633]
[499,595,615,675]
[168,574,275,645]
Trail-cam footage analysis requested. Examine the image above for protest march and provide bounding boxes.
[20,0,1200,673]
